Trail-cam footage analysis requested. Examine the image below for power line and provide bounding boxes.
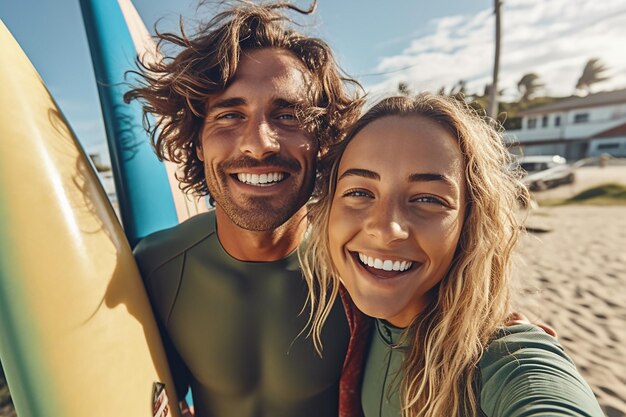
[355,63,420,78]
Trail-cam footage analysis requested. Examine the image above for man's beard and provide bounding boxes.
[205,155,314,231]
[218,193,308,231]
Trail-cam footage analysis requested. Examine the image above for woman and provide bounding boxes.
[300,94,603,417]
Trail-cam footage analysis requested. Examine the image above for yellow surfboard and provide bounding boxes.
[0,20,180,417]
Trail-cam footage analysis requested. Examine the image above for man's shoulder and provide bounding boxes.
[478,326,603,416]
[481,324,568,368]
[134,210,217,277]
[478,324,579,393]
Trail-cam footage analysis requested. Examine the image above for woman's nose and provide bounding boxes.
[364,203,410,244]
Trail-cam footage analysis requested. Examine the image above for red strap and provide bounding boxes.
[338,286,372,417]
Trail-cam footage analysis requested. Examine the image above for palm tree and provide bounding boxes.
[517,73,544,103]
[576,58,609,94]
[487,0,502,118]
[450,79,467,96]
[398,82,411,96]
[435,80,466,102]
[1,364,16,417]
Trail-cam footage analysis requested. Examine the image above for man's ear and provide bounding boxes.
[196,143,204,161]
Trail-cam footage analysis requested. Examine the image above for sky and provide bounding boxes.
[2,0,626,159]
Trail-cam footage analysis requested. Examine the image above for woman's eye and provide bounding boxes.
[411,195,446,206]
[342,188,373,198]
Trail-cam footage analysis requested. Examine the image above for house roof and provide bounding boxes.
[520,89,626,115]
[595,121,626,138]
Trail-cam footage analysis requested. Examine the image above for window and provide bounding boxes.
[542,115,549,127]
[555,116,561,127]
[597,143,619,150]
[574,113,589,123]
[527,117,537,129]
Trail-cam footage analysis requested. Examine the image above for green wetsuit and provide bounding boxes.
[361,320,405,417]
[361,322,604,417]
[134,211,350,417]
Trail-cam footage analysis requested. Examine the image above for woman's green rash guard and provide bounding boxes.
[134,211,350,417]
[361,320,406,417]
[361,323,604,417]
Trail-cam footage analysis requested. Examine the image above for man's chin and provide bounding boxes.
[230,215,291,231]
[212,187,311,230]
[221,204,300,231]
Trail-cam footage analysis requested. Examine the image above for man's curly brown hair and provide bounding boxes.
[124,1,364,197]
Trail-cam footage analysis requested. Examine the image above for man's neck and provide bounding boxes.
[215,207,308,262]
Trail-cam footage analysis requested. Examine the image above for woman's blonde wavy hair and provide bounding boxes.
[299,93,529,417]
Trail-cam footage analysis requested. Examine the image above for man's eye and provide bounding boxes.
[276,113,297,121]
[217,112,242,120]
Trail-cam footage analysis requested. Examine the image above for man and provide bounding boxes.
[125,2,365,416]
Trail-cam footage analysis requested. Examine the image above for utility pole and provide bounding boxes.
[488,0,502,119]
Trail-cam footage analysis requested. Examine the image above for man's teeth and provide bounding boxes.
[358,253,413,272]
[236,172,285,185]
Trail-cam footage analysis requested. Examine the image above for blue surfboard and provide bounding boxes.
[79,0,179,247]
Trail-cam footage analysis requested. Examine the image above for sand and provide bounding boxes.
[513,204,626,417]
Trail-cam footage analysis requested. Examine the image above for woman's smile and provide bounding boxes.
[328,115,466,327]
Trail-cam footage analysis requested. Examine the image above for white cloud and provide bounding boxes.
[365,0,626,101]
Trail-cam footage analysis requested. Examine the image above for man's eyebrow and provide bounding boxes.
[207,97,246,111]
[338,168,380,181]
[274,98,298,109]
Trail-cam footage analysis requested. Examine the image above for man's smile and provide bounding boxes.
[234,172,287,186]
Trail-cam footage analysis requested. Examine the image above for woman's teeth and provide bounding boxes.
[358,253,413,272]
[236,172,285,186]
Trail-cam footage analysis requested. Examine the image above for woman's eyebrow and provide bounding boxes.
[408,173,453,183]
[337,169,458,191]
[337,168,380,181]
[409,173,459,193]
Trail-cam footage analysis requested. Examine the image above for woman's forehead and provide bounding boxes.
[339,116,463,174]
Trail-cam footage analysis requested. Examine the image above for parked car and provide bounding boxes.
[514,155,576,191]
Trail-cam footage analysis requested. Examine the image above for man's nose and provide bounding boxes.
[240,117,280,159]
[364,203,410,244]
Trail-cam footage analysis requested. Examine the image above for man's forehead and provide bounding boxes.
[238,48,310,76]
[209,82,307,108]
[211,49,313,105]
[243,50,309,83]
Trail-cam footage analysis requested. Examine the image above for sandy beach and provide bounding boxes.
[513,204,626,417]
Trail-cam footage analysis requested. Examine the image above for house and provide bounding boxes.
[89,152,118,210]
[588,121,626,157]
[505,89,626,160]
